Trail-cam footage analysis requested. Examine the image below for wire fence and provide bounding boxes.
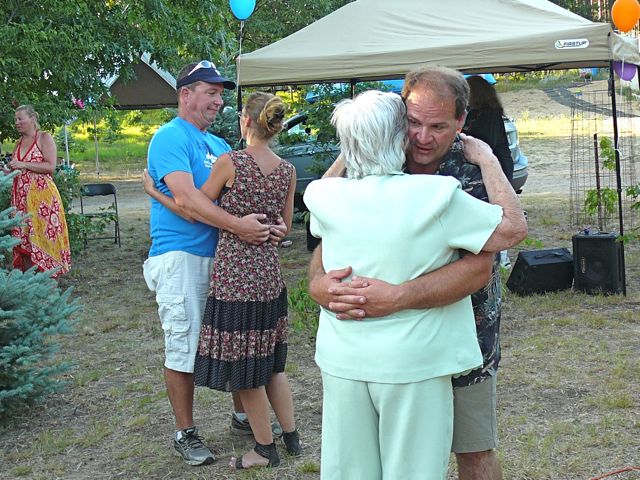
[569,85,638,233]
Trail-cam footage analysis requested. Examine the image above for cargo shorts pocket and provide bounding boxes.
[157,294,189,353]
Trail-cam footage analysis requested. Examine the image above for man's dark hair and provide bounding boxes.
[176,63,199,98]
[402,66,469,118]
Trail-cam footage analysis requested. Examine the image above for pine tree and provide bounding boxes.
[0,172,81,415]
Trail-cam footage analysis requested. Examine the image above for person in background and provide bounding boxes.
[7,105,70,278]
[463,75,513,183]
[146,92,301,470]
[305,88,526,479]
[464,75,515,268]
[142,61,285,467]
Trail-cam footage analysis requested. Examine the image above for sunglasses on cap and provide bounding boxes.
[187,60,216,77]
[177,60,236,90]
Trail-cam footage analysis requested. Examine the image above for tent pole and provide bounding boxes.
[350,79,356,98]
[237,20,245,149]
[93,113,100,177]
[63,124,70,166]
[608,61,626,295]
[237,85,244,149]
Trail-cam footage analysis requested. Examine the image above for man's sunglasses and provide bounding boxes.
[187,60,215,77]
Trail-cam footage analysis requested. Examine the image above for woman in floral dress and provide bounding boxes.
[6,105,71,278]
[144,92,300,469]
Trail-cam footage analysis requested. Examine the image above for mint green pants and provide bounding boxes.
[320,371,453,480]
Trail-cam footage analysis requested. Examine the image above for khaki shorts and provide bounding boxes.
[143,251,213,373]
[451,374,498,453]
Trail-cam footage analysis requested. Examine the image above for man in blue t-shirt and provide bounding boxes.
[143,61,284,466]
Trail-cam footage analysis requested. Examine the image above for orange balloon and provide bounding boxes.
[611,0,640,33]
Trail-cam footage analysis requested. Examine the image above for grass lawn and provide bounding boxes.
[1,80,638,478]
[0,180,638,479]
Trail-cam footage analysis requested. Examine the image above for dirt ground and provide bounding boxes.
[502,79,595,196]
[1,82,639,480]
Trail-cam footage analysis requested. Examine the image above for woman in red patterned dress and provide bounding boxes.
[143,92,301,470]
[7,105,71,278]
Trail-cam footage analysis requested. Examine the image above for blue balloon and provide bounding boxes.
[230,0,256,20]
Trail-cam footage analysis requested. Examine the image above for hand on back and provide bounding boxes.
[236,213,271,245]
[460,133,497,167]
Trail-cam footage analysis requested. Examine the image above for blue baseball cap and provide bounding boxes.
[177,60,236,90]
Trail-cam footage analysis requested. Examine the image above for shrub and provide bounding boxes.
[123,110,143,127]
[53,164,81,211]
[53,165,111,256]
[54,127,86,156]
[288,278,319,332]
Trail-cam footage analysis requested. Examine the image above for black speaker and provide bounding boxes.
[507,248,573,295]
[572,232,624,295]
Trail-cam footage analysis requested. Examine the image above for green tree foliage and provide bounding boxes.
[0,0,357,143]
[549,0,611,22]
[0,172,81,416]
[598,136,617,171]
[0,173,19,269]
[238,0,354,53]
[209,0,357,145]
[0,0,233,142]
[52,165,101,257]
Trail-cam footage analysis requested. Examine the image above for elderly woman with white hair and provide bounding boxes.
[303,90,513,479]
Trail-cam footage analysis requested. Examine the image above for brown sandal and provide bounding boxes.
[233,441,280,469]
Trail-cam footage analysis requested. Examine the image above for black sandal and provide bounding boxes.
[282,429,303,456]
[234,441,280,469]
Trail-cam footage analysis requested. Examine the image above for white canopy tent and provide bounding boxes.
[237,0,639,294]
[238,0,640,86]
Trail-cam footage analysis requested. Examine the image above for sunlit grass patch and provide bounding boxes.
[504,290,584,319]
[8,465,32,476]
[285,361,299,375]
[78,420,113,447]
[617,310,640,323]
[537,315,577,328]
[194,387,226,410]
[137,394,160,410]
[288,278,320,332]
[584,314,607,329]
[73,368,104,387]
[518,236,546,249]
[496,71,585,93]
[32,428,77,455]
[611,355,639,384]
[517,114,573,137]
[538,215,561,227]
[588,392,634,409]
[299,461,321,473]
